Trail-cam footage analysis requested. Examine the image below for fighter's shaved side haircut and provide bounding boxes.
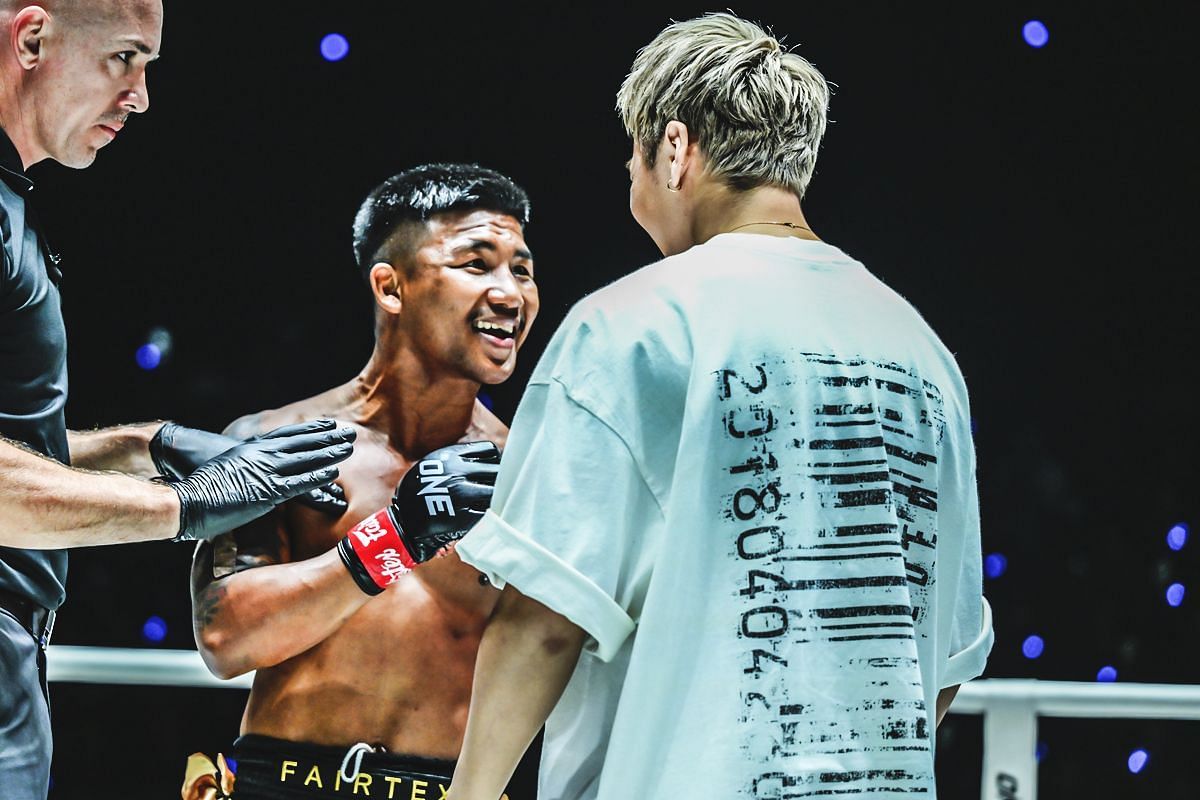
[617,12,830,200]
[352,163,531,283]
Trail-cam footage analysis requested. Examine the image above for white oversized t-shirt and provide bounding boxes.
[458,234,993,799]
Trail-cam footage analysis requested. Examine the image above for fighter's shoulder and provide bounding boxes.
[222,388,348,438]
[464,399,509,451]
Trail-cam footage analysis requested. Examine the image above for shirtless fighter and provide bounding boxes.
[186,164,538,800]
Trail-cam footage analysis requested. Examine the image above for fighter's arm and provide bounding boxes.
[190,411,500,678]
[0,436,179,548]
[450,586,587,800]
[190,410,370,678]
[190,519,370,679]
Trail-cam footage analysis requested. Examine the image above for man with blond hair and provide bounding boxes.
[449,12,992,800]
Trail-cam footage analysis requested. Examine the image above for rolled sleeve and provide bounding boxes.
[456,374,660,663]
[459,510,635,662]
[941,597,994,688]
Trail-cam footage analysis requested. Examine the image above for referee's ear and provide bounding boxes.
[369,262,403,316]
[11,7,50,71]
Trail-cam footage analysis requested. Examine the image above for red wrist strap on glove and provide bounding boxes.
[343,509,417,591]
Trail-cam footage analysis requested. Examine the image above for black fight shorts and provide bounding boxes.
[227,734,455,800]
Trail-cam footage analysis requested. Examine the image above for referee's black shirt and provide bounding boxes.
[0,126,70,611]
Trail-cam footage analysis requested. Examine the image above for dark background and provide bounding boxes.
[26,2,1198,797]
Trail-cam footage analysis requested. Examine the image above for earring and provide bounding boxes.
[666,180,680,192]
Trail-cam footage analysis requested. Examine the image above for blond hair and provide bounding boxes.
[617,12,830,199]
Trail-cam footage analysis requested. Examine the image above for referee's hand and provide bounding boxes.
[169,419,356,542]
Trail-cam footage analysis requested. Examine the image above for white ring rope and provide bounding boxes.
[46,645,252,689]
[45,645,1200,715]
[45,646,1200,800]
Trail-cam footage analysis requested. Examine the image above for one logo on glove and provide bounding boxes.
[417,459,456,518]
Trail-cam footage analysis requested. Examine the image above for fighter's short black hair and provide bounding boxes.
[351,163,531,281]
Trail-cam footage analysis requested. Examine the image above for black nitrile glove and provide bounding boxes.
[170,419,356,542]
[151,421,349,516]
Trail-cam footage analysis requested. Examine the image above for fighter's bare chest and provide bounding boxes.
[280,439,498,626]
[284,443,411,553]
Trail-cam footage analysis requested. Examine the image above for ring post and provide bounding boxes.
[980,698,1037,800]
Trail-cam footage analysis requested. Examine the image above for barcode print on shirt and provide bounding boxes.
[718,352,944,797]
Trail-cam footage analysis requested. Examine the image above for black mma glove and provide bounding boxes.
[170,419,356,542]
[337,441,499,595]
[151,421,349,515]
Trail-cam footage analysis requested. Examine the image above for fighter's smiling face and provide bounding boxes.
[397,209,539,385]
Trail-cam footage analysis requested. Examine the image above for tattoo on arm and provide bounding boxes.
[192,577,228,632]
[190,513,289,634]
[189,413,296,636]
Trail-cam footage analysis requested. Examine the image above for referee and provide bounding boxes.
[0,2,353,797]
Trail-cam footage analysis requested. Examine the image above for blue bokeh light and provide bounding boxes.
[135,343,161,371]
[141,615,168,643]
[1128,749,1149,774]
[1166,582,1185,607]
[984,553,1008,579]
[320,33,350,62]
[1035,741,1048,762]
[1022,635,1044,659]
[1023,20,1049,48]
[1097,665,1118,682]
[1167,523,1189,551]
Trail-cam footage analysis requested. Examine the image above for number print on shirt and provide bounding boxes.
[718,353,944,797]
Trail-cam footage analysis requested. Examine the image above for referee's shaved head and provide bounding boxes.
[0,1,81,16]
[0,0,147,24]
[0,0,162,168]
